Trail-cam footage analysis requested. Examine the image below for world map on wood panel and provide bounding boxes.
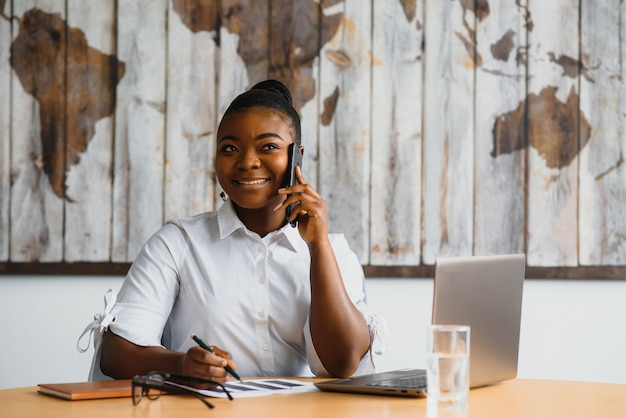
[170,0,344,113]
[7,8,125,200]
[455,0,593,170]
[3,0,601,204]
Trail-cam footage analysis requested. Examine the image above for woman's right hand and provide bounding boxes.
[180,345,236,383]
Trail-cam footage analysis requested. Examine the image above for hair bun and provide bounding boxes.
[250,79,293,106]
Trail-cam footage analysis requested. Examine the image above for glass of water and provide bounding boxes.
[426,324,470,410]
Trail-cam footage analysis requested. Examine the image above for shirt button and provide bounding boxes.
[262,344,269,351]
[258,310,265,318]
[258,276,265,284]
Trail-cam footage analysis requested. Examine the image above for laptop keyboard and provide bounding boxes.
[367,374,427,389]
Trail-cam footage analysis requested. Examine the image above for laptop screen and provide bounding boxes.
[432,253,526,388]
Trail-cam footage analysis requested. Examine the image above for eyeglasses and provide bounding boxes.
[132,371,234,409]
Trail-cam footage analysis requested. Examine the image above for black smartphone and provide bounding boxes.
[285,143,303,227]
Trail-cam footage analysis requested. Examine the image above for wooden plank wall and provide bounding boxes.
[0,0,10,261]
[0,0,625,276]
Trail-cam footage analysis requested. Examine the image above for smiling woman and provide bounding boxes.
[97,80,389,383]
[215,108,294,236]
[215,80,304,238]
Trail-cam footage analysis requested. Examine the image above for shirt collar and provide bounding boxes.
[217,199,301,252]
[217,199,244,238]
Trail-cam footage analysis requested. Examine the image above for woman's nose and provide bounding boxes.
[237,149,260,169]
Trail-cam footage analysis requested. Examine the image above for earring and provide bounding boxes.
[220,191,227,202]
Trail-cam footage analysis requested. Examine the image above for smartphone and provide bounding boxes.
[285,143,303,227]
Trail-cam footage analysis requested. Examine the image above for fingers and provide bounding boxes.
[279,165,312,194]
[209,345,237,370]
[183,346,234,382]
[294,164,305,183]
[277,179,319,202]
[275,167,327,231]
[276,181,325,220]
[209,345,230,360]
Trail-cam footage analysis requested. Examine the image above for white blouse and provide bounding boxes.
[107,200,389,378]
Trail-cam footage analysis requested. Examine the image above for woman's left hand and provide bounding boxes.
[276,166,328,244]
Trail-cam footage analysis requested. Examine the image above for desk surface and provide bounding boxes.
[1,378,624,418]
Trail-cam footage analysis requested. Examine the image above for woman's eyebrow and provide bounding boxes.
[217,132,286,143]
[257,132,286,141]
[217,135,237,143]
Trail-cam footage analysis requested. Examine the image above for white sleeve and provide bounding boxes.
[108,223,182,347]
[304,234,390,377]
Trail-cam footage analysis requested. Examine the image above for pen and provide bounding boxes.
[191,334,243,383]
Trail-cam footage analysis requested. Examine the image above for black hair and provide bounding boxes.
[220,80,302,145]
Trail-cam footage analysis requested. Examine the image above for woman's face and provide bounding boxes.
[216,108,294,211]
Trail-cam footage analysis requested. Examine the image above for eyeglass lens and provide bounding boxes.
[132,372,219,409]
[132,374,164,405]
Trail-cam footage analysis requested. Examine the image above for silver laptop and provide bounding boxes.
[315,253,526,397]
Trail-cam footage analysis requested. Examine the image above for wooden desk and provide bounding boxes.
[1,379,624,418]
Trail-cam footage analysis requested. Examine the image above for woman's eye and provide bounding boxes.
[220,145,237,153]
[261,143,279,151]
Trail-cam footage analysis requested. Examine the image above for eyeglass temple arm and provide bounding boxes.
[162,381,220,408]
[192,393,215,409]
[136,382,216,409]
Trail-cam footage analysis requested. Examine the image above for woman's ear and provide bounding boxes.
[298,146,304,157]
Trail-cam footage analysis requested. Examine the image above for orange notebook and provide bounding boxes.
[37,379,133,400]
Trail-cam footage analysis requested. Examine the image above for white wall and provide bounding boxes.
[1,275,625,389]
